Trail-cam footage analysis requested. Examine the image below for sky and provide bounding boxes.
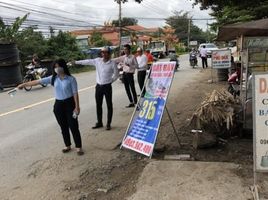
[0,0,213,32]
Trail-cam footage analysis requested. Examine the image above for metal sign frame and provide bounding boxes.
[121,62,177,158]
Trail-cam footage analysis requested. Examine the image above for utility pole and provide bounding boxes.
[187,18,191,50]
[118,0,122,52]
[206,19,209,42]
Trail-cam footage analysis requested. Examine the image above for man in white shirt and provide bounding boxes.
[136,47,148,97]
[113,44,138,108]
[200,45,208,68]
[73,47,119,130]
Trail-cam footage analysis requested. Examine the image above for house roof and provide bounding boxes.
[217,18,268,41]
[71,27,119,45]
[143,27,159,33]
[125,25,146,31]
[103,32,119,45]
[71,27,118,36]
[125,25,159,33]
[138,35,151,41]
[70,24,159,45]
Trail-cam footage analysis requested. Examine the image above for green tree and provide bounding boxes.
[16,27,48,62]
[89,31,112,47]
[165,11,208,45]
[0,13,28,43]
[112,17,138,27]
[191,0,268,30]
[45,30,84,61]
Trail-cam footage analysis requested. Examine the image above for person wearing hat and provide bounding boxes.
[71,47,119,130]
[136,47,148,97]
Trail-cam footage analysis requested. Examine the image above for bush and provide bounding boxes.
[175,45,187,55]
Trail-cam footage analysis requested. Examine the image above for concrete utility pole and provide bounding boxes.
[118,0,122,51]
[206,19,209,42]
[187,18,191,50]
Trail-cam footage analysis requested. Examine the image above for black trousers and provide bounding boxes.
[137,70,147,96]
[201,57,208,68]
[123,72,137,104]
[95,83,113,125]
[53,97,82,148]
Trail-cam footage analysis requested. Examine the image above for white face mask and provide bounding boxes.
[54,67,64,74]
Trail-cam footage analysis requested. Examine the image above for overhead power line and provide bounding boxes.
[0,1,104,27]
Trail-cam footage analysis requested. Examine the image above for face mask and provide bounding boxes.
[54,67,64,74]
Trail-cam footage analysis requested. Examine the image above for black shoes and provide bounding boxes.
[126,103,135,108]
[106,124,111,130]
[92,123,103,129]
[92,123,111,131]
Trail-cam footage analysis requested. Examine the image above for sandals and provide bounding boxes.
[62,147,84,156]
[77,149,84,156]
[62,147,71,153]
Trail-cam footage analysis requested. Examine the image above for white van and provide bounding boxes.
[198,43,218,57]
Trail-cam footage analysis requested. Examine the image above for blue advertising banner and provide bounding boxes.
[121,62,176,157]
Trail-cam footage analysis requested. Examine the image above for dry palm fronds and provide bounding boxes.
[190,89,237,131]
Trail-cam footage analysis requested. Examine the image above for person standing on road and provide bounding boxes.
[136,47,148,97]
[200,45,208,69]
[145,49,154,67]
[72,47,119,130]
[17,59,84,155]
[114,44,138,108]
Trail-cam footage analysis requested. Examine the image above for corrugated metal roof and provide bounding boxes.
[217,18,268,41]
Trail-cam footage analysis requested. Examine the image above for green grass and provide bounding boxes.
[69,65,95,74]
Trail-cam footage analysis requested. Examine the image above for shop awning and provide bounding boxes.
[217,18,268,41]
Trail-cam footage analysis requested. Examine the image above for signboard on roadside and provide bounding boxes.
[190,41,198,46]
[121,62,176,157]
[121,36,131,46]
[211,50,231,69]
[253,73,268,172]
[244,37,268,49]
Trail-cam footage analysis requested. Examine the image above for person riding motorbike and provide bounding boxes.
[26,54,43,79]
[169,52,179,71]
[32,54,41,68]
[189,48,198,67]
[23,54,48,91]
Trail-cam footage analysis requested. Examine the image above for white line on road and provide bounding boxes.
[0,85,95,118]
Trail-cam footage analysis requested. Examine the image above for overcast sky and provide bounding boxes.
[0,0,212,31]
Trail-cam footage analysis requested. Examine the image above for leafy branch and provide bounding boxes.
[0,13,29,44]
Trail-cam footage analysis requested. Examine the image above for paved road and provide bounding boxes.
[0,55,206,199]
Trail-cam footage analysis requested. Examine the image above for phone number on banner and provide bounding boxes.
[123,136,153,156]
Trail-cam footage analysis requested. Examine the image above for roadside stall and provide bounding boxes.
[217,19,268,131]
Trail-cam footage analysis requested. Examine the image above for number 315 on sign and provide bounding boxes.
[139,100,157,120]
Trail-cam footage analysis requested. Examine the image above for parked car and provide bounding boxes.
[198,43,218,58]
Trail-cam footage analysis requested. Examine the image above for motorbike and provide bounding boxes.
[23,64,48,91]
[169,53,179,71]
[189,53,198,68]
[227,70,240,98]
